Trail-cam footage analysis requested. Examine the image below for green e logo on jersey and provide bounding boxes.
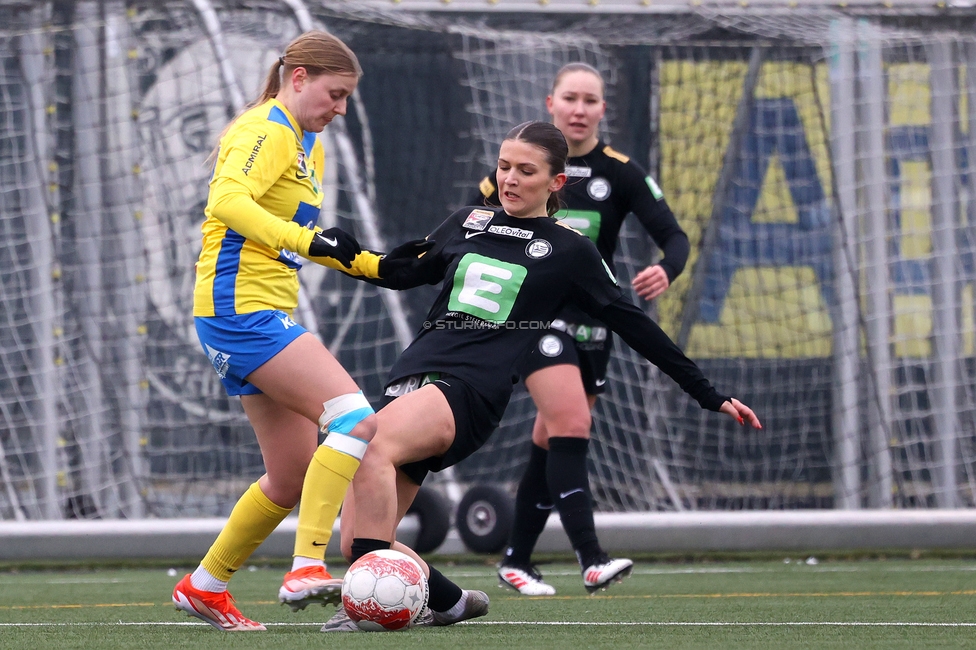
[554,209,601,243]
[448,253,527,323]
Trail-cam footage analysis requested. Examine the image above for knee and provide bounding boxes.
[349,413,378,442]
[259,475,303,509]
[546,410,591,439]
[320,391,376,444]
[530,425,549,449]
[357,438,395,473]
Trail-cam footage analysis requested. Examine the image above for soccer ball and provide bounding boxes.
[341,549,429,631]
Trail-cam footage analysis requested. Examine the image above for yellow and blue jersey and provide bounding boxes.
[193,98,378,317]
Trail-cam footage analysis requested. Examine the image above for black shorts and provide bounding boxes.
[379,373,503,486]
[519,325,613,395]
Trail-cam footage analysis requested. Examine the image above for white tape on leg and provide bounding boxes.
[318,391,373,434]
[322,432,368,460]
[318,391,373,460]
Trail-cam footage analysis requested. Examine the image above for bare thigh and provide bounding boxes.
[245,332,363,424]
[241,392,318,508]
[239,332,375,506]
[525,363,595,448]
[371,385,457,466]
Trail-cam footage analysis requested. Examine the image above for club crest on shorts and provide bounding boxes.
[463,209,494,231]
[525,239,552,259]
[539,334,563,357]
[587,177,611,201]
[205,344,231,379]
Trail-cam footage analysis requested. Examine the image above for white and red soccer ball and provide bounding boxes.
[341,549,429,631]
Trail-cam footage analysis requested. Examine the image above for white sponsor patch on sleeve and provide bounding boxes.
[645,176,664,200]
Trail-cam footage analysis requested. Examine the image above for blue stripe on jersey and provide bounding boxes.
[301,131,316,157]
[213,229,246,316]
[274,203,319,270]
[277,250,303,270]
[267,105,298,137]
[292,201,319,228]
[268,105,314,156]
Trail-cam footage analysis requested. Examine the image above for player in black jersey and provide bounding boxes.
[474,63,691,594]
[324,121,760,630]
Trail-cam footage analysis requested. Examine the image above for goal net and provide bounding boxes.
[1,0,975,519]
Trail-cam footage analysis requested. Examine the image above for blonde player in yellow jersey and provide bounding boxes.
[171,30,431,631]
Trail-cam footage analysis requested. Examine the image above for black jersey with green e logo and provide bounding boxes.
[477,141,688,280]
[389,207,619,410]
[387,207,726,416]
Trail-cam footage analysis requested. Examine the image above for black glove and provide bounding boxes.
[307,227,362,269]
[378,239,436,278]
[365,239,440,290]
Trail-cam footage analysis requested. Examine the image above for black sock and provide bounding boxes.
[503,443,552,567]
[547,436,602,568]
[426,565,463,612]
[349,538,391,564]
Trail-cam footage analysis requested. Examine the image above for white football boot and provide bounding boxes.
[498,564,556,596]
[582,556,634,594]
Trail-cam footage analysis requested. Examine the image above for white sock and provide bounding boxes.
[442,590,468,618]
[190,565,227,593]
[291,556,326,572]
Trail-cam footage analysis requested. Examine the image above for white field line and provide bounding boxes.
[445,564,976,578]
[0,564,967,585]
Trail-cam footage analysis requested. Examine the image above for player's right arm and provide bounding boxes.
[348,239,443,290]
[347,211,462,290]
[206,121,318,257]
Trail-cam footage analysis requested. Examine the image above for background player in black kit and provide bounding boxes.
[474,63,691,594]
[329,121,760,630]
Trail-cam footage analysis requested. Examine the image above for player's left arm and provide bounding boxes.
[624,167,690,301]
[598,297,760,427]
[568,240,760,428]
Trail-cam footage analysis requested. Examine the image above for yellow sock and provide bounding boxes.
[294,445,361,560]
[201,482,292,581]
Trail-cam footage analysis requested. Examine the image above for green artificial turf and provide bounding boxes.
[1,558,974,649]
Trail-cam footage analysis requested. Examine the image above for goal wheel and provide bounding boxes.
[406,486,452,553]
[456,485,514,554]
